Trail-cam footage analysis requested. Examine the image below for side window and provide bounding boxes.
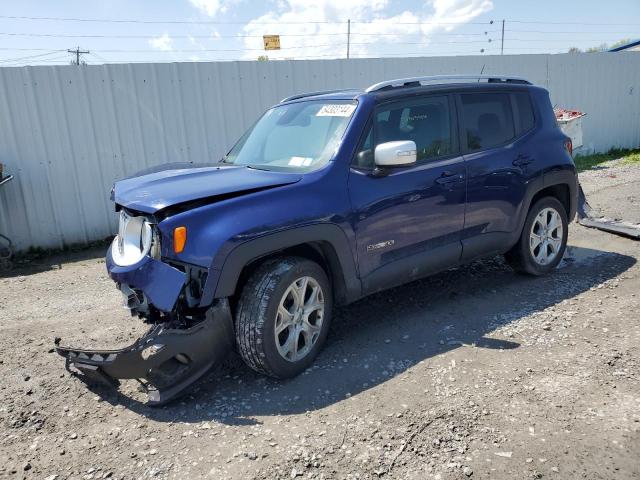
[513,92,535,134]
[354,96,453,169]
[461,93,515,151]
[377,96,452,163]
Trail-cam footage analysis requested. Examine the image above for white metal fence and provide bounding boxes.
[1,52,639,251]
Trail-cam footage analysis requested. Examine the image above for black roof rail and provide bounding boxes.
[280,89,357,103]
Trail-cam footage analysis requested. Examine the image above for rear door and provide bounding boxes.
[348,94,466,293]
[458,90,539,260]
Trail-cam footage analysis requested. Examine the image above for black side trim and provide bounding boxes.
[543,168,578,221]
[498,170,575,254]
[210,224,361,304]
[362,242,461,295]
[461,232,513,262]
[506,174,546,247]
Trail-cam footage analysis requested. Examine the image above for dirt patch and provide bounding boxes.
[1,163,639,480]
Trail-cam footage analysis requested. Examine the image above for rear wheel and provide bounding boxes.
[505,196,568,275]
[235,256,332,378]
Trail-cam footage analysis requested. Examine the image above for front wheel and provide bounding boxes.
[505,196,568,275]
[235,257,332,378]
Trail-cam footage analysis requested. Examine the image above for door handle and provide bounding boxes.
[513,154,534,167]
[435,171,464,184]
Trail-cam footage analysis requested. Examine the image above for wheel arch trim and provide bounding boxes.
[511,169,577,245]
[202,223,361,306]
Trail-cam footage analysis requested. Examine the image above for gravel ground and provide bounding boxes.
[1,160,639,480]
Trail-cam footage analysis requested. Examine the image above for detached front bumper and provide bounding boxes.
[55,299,234,405]
[55,247,233,406]
[106,245,186,313]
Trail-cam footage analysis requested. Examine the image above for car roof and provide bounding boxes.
[280,76,540,105]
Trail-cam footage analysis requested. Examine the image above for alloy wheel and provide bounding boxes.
[274,276,325,362]
[529,207,563,265]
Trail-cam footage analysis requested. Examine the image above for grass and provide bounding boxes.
[574,147,640,173]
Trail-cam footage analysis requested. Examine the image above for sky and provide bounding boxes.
[1,0,639,66]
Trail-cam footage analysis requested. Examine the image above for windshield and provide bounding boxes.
[223,100,357,172]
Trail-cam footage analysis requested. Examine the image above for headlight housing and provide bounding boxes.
[111,211,155,266]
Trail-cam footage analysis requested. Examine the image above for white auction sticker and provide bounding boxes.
[288,156,313,167]
[316,104,356,117]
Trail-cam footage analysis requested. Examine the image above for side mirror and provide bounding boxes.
[356,149,374,168]
[374,140,417,168]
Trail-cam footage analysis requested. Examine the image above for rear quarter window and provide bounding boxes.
[460,92,515,151]
[513,92,535,134]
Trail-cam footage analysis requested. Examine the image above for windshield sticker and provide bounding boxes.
[288,156,313,167]
[316,104,356,117]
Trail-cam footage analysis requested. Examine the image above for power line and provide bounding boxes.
[504,29,640,34]
[0,15,336,24]
[0,35,627,56]
[0,14,494,25]
[92,40,501,53]
[506,20,640,26]
[1,14,639,27]
[0,50,65,63]
[1,54,72,66]
[7,46,583,66]
[2,37,626,53]
[0,30,501,39]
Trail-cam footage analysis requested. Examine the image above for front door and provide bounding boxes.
[348,94,466,294]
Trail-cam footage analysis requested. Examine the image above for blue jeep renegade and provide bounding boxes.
[57,75,578,405]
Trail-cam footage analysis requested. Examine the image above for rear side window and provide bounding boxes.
[461,93,515,151]
[513,92,535,133]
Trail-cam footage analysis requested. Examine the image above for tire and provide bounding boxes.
[235,256,332,378]
[505,196,568,275]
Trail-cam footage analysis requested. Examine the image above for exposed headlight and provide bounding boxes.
[111,211,154,266]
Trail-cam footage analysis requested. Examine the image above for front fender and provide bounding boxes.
[200,223,361,306]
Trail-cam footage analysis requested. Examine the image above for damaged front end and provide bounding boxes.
[56,300,233,406]
[55,209,234,406]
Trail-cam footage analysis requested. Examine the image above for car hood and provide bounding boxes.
[113,163,302,214]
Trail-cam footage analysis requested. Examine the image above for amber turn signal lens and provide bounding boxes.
[173,226,187,254]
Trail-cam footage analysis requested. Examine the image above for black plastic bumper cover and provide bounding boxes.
[55,299,234,406]
[577,185,640,239]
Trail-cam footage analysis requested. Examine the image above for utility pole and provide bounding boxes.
[500,19,505,55]
[347,19,351,59]
[68,46,89,65]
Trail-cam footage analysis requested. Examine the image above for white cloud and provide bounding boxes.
[189,0,222,16]
[426,0,494,32]
[241,0,493,60]
[187,34,208,50]
[148,33,173,51]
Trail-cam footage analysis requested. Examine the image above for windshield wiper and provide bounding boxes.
[246,165,273,171]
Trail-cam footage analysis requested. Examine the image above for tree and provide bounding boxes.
[568,39,632,54]
[610,38,632,50]
[257,55,269,61]
[586,43,609,53]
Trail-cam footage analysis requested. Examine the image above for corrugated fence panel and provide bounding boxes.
[0,52,638,250]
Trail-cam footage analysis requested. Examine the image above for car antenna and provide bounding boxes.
[478,64,485,82]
